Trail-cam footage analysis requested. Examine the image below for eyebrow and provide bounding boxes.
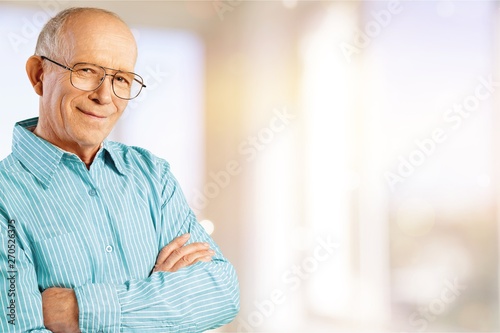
[93,63,134,73]
[72,59,135,73]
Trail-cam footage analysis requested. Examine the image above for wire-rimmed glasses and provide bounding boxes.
[41,56,146,100]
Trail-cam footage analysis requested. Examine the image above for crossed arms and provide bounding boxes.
[0,216,239,333]
[43,233,216,332]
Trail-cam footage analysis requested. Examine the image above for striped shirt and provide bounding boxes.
[0,117,239,333]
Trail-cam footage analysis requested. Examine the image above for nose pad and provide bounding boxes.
[90,74,114,103]
[96,74,113,91]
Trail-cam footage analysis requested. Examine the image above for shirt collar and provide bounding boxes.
[101,140,126,176]
[12,117,126,188]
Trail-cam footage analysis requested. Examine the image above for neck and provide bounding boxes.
[32,126,101,170]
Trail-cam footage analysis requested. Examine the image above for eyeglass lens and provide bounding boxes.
[71,63,143,99]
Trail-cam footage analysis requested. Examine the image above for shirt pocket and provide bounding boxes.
[33,232,92,289]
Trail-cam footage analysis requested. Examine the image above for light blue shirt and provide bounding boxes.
[0,117,239,332]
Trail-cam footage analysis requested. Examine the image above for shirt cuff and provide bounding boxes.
[74,283,121,333]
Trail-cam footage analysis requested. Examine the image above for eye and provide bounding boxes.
[74,65,100,77]
[114,73,133,86]
[81,67,95,74]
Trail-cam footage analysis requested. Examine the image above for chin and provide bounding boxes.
[74,135,105,148]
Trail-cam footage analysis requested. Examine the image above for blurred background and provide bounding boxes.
[0,0,499,331]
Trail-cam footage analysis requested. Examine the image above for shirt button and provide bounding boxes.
[105,245,113,253]
[88,189,97,196]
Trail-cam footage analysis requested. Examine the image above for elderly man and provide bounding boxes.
[0,7,239,333]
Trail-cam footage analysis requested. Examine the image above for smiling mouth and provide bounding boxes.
[78,108,107,119]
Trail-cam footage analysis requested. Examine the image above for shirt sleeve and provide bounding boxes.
[0,211,52,333]
[74,164,240,333]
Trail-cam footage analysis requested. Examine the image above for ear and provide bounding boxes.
[26,55,44,96]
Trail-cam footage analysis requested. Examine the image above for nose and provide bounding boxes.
[89,74,114,105]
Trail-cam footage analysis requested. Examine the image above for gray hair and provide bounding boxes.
[35,7,125,60]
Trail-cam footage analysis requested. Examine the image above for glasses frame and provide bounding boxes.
[40,56,146,100]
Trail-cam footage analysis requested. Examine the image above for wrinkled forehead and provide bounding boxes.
[61,12,138,71]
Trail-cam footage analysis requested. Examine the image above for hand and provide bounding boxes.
[153,233,215,273]
[42,287,80,333]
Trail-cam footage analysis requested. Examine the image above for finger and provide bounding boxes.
[155,233,191,267]
[169,250,215,272]
[154,248,214,272]
[155,243,211,272]
[157,242,210,271]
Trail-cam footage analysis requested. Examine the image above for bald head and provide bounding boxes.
[35,7,137,62]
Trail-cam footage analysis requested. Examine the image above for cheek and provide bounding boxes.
[43,91,73,126]
[61,96,80,120]
[53,81,78,108]
[113,101,128,118]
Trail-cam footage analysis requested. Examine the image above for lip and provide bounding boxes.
[77,107,107,119]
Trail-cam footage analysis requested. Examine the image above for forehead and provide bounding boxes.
[62,12,137,71]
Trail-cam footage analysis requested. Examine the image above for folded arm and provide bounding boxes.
[43,229,237,332]
[73,213,240,332]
